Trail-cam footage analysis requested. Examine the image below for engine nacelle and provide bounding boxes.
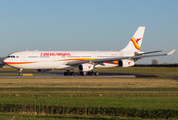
[37,69,52,72]
[118,60,135,67]
[78,64,95,72]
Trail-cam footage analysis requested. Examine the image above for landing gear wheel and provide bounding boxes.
[64,71,75,76]
[87,72,92,76]
[19,72,23,76]
[80,72,84,76]
[92,72,95,76]
[70,72,75,76]
[80,72,86,76]
[95,72,99,76]
[87,71,99,76]
[64,72,67,76]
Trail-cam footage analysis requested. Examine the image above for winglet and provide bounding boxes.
[167,49,176,55]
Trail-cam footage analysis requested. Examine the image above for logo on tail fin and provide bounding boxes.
[131,37,142,50]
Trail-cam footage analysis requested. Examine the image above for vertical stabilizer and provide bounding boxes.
[121,27,145,52]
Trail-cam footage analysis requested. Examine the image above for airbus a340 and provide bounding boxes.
[3,27,175,76]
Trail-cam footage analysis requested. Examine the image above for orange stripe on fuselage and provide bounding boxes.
[5,58,94,65]
[4,62,39,65]
[5,58,117,66]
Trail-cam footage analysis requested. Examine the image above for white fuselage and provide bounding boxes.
[4,51,135,70]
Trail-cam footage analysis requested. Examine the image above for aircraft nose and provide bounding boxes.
[3,58,9,64]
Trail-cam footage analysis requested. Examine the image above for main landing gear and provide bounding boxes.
[18,68,23,76]
[64,70,75,76]
[80,71,99,76]
[63,71,99,76]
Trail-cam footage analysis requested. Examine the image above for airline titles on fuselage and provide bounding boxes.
[40,53,71,56]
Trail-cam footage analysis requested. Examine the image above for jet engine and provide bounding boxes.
[37,69,52,72]
[118,60,135,67]
[78,64,95,72]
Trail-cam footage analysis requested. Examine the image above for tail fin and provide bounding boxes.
[121,26,145,52]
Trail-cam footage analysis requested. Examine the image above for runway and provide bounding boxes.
[0,75,136,78]
[0,71,160,78]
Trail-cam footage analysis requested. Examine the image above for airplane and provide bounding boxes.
[3,27,175,76]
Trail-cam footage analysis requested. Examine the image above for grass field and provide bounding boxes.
[1,113,174,120]
[0,78,178,109]
[1,97,178,110]
[0,113,152,120]
[0,78,178,88]
[0,67,178,119]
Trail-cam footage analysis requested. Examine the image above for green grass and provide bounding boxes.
[1,113,178,120]
[0,67,178,119]
[1,87,178,98]
[0,77,178,110]
[0,113,122,120]
[0,77,177,87]
[0,97,178,110]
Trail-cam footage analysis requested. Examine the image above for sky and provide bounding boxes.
[0,0,178,64]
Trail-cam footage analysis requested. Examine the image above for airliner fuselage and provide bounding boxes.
[4,51,135,70]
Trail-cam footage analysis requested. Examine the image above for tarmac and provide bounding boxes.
[0,71,160,78]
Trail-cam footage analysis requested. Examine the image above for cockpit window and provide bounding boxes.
[7,55,16,58]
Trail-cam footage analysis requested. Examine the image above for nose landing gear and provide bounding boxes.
[18,68,23,76]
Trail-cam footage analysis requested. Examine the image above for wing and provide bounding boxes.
[66,49,176,66]
[136,50,164,55]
